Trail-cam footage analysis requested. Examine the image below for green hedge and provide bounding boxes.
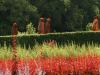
[0,31,100,47]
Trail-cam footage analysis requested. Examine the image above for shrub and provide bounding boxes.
[0,31,100,47]
[26,22,36,34]
[86,23,93,31]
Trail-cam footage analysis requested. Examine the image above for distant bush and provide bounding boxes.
[26,22,36,34]
[86,23,93,31]
[18,22,37,35]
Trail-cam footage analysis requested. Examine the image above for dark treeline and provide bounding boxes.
[0,0,100,35]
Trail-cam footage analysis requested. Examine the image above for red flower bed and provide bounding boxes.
[0,55,100,75]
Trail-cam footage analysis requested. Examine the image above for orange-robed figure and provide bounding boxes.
[38,17,45,34]
[92,16,99,31]
[45,17,51,33]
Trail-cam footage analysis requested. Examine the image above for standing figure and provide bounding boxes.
[38,17,45,34]
[12,21,18,50]
[11,21,18,75]
[45,17,51,33]
[92,16,99,31]
[12,21,18,35]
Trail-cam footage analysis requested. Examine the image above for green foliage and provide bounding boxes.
[1,32,100,48]
[1,0,100,35]
[26,22,36,34]
[67,0,100,31]
[33,0,66,32]
[0,42,100,60]
[18,22,37,35]
[0,0,39,35]
[32,0,100,32]
[0,47,12,60]
[65,5,84,31]
[86,23,93,31]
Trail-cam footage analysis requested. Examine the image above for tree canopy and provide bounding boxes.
[0,0,100,35]
[0,0,39,35]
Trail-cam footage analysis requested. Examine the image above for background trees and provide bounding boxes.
[33,0,66,32]
[0,0,100,35]
[0,0,39,35]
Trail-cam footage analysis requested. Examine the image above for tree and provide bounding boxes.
[64,0,100,31]
[0,0,100,34]
[0,0,39,35]
[65,5,84,31]
[33,0,66,32]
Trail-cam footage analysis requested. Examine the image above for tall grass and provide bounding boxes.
[0,42,100,60]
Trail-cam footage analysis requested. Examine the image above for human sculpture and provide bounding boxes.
[92,16,99,31]
[45,17,51,33]
[38,17,45,34]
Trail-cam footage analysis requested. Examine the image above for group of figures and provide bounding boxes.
[38,17,51,34]
[12,17,51,35]
[86,16,99,31]
[11,17,51,74]
[12,16,99,35]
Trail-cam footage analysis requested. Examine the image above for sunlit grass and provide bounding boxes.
[0,42,100,60]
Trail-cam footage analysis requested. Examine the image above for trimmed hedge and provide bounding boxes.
[0,31,100,47]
